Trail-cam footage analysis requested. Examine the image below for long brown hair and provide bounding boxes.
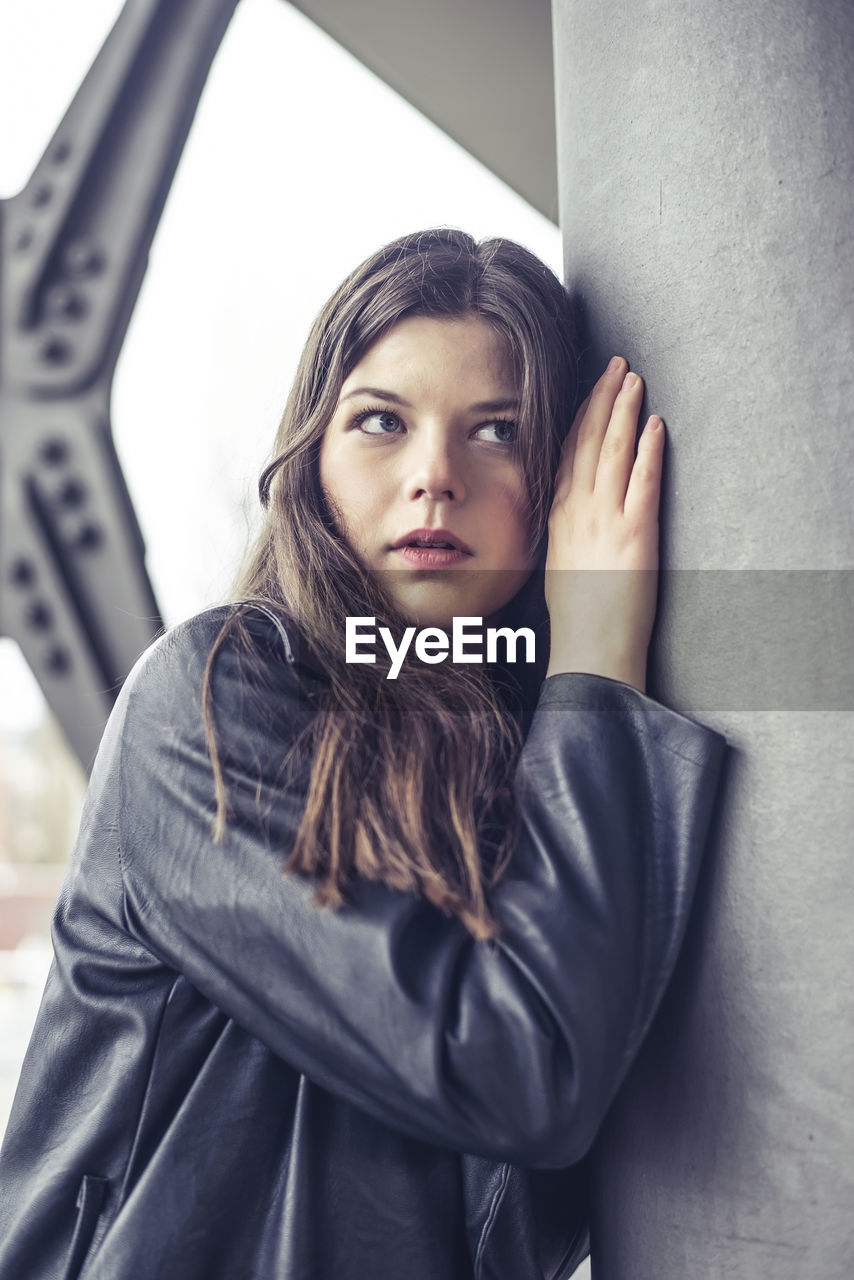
[204,229,577,938]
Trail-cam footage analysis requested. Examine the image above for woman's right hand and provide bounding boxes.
[544,356,665,691]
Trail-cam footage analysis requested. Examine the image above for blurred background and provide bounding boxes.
[0,0,560,1137]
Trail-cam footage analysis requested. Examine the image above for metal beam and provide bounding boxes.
[0,0,240,766]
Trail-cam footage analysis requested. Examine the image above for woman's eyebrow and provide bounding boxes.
[340,386,412,406]
[339,388,520,414]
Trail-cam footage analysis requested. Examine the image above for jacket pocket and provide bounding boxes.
[62,1174,109,1280]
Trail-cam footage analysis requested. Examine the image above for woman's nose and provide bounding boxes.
[404,430,467,502]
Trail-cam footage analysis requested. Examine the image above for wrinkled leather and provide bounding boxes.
[0,605,726,1280]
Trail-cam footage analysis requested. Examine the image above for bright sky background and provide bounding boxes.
[0,0,562,733]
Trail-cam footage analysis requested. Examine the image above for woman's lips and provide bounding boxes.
[392,546,470,568]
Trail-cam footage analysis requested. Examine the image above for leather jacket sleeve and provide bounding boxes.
[116,607,726,1170]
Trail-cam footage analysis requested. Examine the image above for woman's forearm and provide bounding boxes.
[109,607,725,1168]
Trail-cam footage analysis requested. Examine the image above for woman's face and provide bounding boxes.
[319,313,537,627]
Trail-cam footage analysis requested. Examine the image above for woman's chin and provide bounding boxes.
[382,567,535,629]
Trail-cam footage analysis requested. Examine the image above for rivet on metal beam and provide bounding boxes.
[56,478,87,509]
[51,140,72,164]
[63,242,105,276]
[39,438,69,466]
[14,229,33,253]
[45,646,71,676]
[75,523,103,552]
[32,184,53,208]
[43,285,88,320]
[9,558,37,587]
[26,601,53,630]
[40,336,73,365]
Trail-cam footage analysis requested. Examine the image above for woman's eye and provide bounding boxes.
[475,419,517,444]
[355,410,403,435]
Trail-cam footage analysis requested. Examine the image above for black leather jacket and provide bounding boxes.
[0,605,726,1280]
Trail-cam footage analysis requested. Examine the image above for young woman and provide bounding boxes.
[0,229,725,1280]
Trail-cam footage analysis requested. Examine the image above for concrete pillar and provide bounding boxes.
[552,2,854,1275]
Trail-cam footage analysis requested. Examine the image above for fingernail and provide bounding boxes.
[623,372,639,389]
[608,356,623,372]
[647,415,662,430]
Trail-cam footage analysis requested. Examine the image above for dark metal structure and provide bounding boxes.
[0,0,240,766]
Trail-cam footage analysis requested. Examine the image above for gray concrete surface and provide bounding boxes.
[553,0,854,1275]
